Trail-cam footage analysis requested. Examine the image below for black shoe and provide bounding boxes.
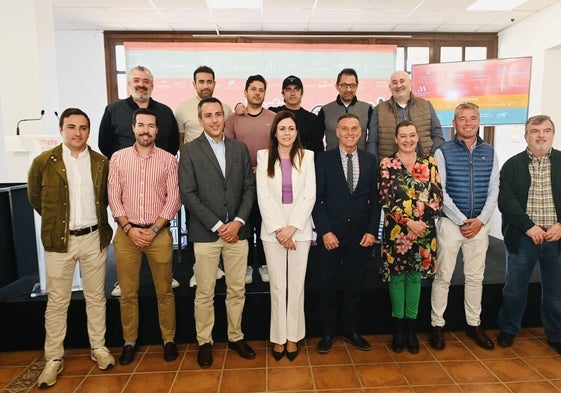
[286,344,299,361]
[163,342,178,362]
[429,326,445,350]
[391,318,405,353]
[118,343,139,365]
[317,335,335,354]
[272,344,285,361]
[342,333,371,351]
[197,343,213,368]
[405,318,419,354]
[497,331,515,347]
[547,340,561,355]
[466,325,495,350]
[228,339,256,359]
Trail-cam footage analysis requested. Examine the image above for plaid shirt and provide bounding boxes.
[526,149,557,228]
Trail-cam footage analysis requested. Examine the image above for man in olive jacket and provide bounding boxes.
[28,108,114,388]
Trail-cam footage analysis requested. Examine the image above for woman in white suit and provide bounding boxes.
[256,110,316,361]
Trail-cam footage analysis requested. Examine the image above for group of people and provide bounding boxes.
[27,63,561,389]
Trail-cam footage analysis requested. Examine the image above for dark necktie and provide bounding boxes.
[346,153,353,193]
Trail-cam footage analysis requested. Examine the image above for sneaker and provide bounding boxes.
[91,346,115,370]
[110,282,121,297]
[258,265,269,282]
[37,359,63,388]
[246,266,253,284]
[216,267,225,279]
[189,274,197,288]
[171,277,180,288]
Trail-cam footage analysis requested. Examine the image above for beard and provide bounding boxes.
[131,90,151,102]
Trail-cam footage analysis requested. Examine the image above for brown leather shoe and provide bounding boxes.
[163,342,178,362]
[118,343,139,365]
[429,326,445,350]
[228,339,256,359]
[466,325,495,350]
[197,343,213,368]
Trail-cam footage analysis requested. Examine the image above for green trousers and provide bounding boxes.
[388,271,422,319]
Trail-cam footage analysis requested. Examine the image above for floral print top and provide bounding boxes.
[379,154,443,282]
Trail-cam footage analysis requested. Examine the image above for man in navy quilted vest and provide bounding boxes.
[429,102,499,351]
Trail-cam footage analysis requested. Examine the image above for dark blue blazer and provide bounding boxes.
[312,148,380,245]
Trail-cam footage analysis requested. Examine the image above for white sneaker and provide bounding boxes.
[258,265,269,282]
[246,266,253,284]
[172,278,180,288]
[110,282,121,297]
[91,346,115,370]
[38,359,63,388]
[189,274,197,288]
[216,267,225,279]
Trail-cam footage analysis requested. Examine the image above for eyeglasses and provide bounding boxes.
[338,83,358,89]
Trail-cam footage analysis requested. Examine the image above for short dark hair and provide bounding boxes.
[59,108,90,129]
[245,74,267,91]
[395,120,418,137]
[197,97,224,118]
[336,68,359,84]
[193,65,215,81]
[132,108,158,127]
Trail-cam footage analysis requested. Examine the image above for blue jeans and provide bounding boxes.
[498,235,561,342]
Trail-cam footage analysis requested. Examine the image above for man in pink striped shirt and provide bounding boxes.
[108,108,181,365]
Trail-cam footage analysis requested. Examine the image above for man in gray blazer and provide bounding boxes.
[178,97,256,368]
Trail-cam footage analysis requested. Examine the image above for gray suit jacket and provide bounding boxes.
[179,133,255,242]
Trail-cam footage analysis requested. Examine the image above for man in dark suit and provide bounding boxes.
[312,113,380,353]
[178,97,256,368]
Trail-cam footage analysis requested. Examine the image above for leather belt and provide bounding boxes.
[69,224,98,236]
[129,222,170,229]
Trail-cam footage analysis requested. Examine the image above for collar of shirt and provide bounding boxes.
[204,131,225,145]
[526,147,552,161]
[61,143,89,161]
[133,143,156,158]
[339,147,357,159]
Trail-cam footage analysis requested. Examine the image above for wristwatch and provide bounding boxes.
[151,225,160,234]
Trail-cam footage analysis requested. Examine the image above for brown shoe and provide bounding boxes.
[429,326,445,350]
[466,325,495,350]
[228,339,256,359]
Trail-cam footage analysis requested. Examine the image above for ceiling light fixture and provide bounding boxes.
[207,0,262,9]
[467,0,528,11]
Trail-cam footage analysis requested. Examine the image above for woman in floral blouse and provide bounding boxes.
[379,120,442,354]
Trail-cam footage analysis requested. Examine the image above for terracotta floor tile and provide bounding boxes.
[458,383,511,393]
[135,352,181,372]
[267,366,314,391]
[27,375,85,392]
[180,348,226,370]
[462,340,517,359]
[527,356,561,379]
[365,387,413,392]
[429,341,475,361]
[220,368,266,393]
[484,358,544,381]
[61,355,96,375]
[0,350,41,366]
[511,338,559,357]
[307,345,351,365]
[123,372,174,393]
[441,360,498,383]
[399,361,453,385]
[0,366,25,388]
[223,348,266,369]
[506,380,561,393]
[391,343,436,362]
[65,347,91,356]
[412,385,462,392]
[526,327,546,338]
[311,364,361,389]
[349,343,394,363]
[74,374,130,393]
[356,363,407,387]
[551,379,561,389]
[171,370,220,393]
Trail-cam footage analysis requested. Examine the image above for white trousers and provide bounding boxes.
[431,217,490,327]
[263,240,310,345]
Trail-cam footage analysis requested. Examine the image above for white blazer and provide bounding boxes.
[256,149,316,242]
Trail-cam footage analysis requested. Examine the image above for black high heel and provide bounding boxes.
[272,345,285,361]
[286,342,298,361]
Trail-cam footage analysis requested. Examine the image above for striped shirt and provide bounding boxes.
[527,149,557,228]
[108,145,181,224]
[339,147,359,191]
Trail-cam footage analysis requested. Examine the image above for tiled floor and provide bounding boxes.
[1,327,561,393]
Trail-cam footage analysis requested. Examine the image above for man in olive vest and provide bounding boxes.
[366,71,444,160]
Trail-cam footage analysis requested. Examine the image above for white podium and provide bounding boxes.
[5,135,83,296]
